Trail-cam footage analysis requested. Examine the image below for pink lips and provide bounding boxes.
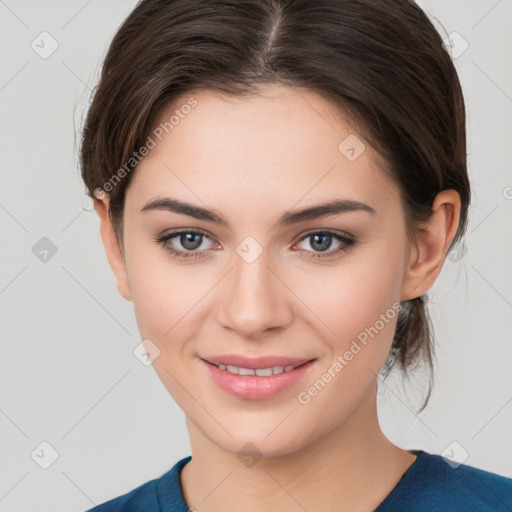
[201,354,316,400]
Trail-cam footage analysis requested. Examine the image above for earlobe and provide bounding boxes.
[93,197,133,302]
[401,190,461,301]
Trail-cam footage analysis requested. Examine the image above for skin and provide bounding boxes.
[94,84,461,512]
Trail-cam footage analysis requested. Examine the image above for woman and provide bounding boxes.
[81,0,512,510]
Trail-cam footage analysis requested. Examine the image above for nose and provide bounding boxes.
[217,248,294,338]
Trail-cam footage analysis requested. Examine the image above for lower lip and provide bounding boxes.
[202,359,316,400]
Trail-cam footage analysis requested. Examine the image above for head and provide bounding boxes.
[81,0,470,457]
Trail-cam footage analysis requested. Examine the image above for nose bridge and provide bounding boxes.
[217,244,292,336]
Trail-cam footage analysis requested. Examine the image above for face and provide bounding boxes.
[107,85,416,457]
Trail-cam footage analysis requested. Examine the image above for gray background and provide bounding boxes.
[0,0,511,510]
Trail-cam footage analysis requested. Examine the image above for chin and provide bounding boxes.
[202,420,315,460]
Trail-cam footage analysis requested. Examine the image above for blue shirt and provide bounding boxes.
[86,449,512,511]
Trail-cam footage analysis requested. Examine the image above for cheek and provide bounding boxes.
[124,236,209,342]
[132,282,207,349]
[290,242,405,351]
[290,250,405,428]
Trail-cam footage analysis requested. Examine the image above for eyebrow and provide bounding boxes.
[140,196,376,227]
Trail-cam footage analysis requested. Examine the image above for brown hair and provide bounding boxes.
[80,0,471,412]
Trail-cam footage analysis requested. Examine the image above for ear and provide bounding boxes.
[93,197,132,302]
[401,190,461,301]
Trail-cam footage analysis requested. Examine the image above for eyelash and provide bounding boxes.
[154,229,356,261]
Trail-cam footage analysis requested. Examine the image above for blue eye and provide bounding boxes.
[155,229,214,260]
[154,229,356,260]
[295,231,356,259]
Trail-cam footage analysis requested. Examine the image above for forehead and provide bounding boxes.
[126,85,400,214]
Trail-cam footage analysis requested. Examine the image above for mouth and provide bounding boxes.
[201,355,317,400]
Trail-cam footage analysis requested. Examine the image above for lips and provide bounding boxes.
[201,354,317,400]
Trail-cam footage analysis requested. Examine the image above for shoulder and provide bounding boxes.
[421,452,512,511]
[86,477,159,512]
[378,450,512,512]
[85,456,191,512]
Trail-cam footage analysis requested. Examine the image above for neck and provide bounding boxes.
[180,381,416,512]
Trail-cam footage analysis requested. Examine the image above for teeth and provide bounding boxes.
[218,364,299,376]
[255,368,272,377]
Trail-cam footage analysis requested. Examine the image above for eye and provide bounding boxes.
[154,229,217,260]
[294,230,356,259]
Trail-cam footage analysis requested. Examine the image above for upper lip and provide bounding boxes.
[202,355,315,369]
